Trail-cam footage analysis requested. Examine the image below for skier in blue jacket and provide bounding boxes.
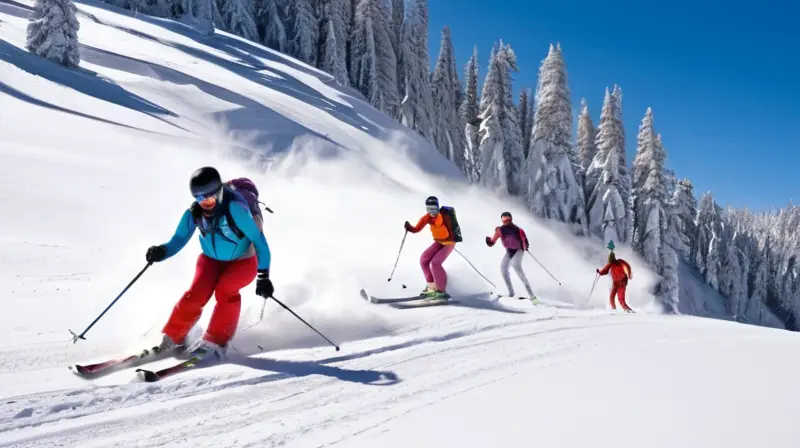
[145,167,273,359]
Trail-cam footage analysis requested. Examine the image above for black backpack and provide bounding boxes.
[439,206,463,243]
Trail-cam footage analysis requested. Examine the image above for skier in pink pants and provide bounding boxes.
[403,196,462,300]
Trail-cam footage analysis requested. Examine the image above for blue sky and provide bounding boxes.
[428,0,799,212]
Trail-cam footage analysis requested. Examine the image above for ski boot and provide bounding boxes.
[185,338,228,362]
[518,290,541,305]
[158,334,186,354]
[420,282,437,298]
[429,290,451,301]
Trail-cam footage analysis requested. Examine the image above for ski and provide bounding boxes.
[360,289,425,304]
[69,345,180,377]
[390,299,458,309]
[135,347,217,382]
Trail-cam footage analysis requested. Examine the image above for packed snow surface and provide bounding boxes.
[1,1,799,447]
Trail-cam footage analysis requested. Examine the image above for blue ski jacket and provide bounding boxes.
[160,201,271,271]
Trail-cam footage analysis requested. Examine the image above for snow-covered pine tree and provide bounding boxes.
[477,41,524,195]
[430,26,467,171]
[747,236,769,324]
[180,0,215,34]
[613,84,633,243]
[390,0,404,93]
[632,108,655,196]
[694,192,724,289]
[585,87,630,243]
[767,206,800,321]
[524,43,587,234]
[316,0,349,85]
[576,98,596,193]
[318,15,347,84]
[672,178,697,260]
[26,0,81,68]
[659,184,683,313]
[517,89,531,156]
[628,111,679,311]
[342,0,353,40]
[460,46,481,182]
[718,212,750,320]
[398,0,433,138]
[253,0,286,51]
[284,0,317,65]
[350,0,399,117]
[631,107,662,261]
[653,133,685,313]
[214,0,258,42]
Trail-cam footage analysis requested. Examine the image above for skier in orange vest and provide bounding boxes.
[597,251,634,312]
[403,196,462,300]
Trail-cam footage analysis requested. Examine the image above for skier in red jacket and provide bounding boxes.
[597,252,634,312]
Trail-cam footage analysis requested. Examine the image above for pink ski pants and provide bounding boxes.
[420,242,455,291]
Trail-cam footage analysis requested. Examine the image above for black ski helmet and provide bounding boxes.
[501,211,512,219]
[425,196,439,207]
[190,166,223,200]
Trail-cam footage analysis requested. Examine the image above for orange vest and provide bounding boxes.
[412,213,454,245]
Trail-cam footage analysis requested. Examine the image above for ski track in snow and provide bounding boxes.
[1,308,640,447]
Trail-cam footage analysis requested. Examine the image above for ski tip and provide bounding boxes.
[359,289,382,304]
[135,368,160,382]
[69,364,93,377]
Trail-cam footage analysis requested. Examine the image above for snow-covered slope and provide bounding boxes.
[1,2,798,447]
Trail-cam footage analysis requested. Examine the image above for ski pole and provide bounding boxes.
[270,295,340,351]
[586,273,599,307]
[454,248,497,289]
[526,250,562,286]
[69,261,153,343]
[387,230,408,282]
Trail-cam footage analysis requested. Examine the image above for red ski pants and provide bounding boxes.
[610,281,630,310]
[162,253,257,347]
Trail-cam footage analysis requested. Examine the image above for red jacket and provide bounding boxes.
[599,259,632,284]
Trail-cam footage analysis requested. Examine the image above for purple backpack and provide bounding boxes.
[226,177,264,220]
[192,177,272,239]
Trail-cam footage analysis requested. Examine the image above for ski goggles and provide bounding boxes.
[426,205,439,214]
[194,187,222,203]
[194,193,215,202]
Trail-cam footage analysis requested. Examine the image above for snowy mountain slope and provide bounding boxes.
[1,2,798,447]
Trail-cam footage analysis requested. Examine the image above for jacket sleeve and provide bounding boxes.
[488,227,501,244]
[519,228,529,250]
[229,202,271,271]
[409,214,430,233]
[162,208,196,259]
[598,263,611,275]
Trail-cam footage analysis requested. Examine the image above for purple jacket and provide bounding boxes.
[488,224,529,251]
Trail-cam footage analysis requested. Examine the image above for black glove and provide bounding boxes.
[404,221,413,232]
[255,269,274,298]
[146,245,167,263]
[485,236,493,247]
